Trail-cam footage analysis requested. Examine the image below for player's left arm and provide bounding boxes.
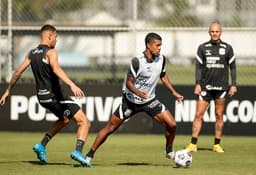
[47,49,85,98]
[160,73,183,102]
[228,45,237,97]
[0,54,30,105]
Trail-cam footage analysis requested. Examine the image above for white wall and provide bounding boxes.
[12,29,256,67]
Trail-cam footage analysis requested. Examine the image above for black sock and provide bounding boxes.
[191,137,198,144]
[86,149,95,158]
[166,145,173,154]
[41,133,52,147]
[214,138,221,145]
[75,139,85,152]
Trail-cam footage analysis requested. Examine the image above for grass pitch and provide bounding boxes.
[0,132,255,175]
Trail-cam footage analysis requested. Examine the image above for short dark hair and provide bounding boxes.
[145,32,162,46]
[40,24,56,33]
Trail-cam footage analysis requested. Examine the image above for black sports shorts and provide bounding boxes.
[38,94,80,119]
[113,94,166,120]
[198,90,227,102]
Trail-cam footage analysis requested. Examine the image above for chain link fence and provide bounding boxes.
[0,0,256,85]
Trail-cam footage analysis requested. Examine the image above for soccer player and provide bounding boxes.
[0,24,91,166]
[185,22,237,153]
[84,32,184,166]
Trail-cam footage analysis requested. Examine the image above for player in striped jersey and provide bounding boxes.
[186,22,237,153]
[0,24,91,166]
[85,32,184,166]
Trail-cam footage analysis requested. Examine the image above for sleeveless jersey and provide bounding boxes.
[196,40,235,91]
[123,52,166,104]
[28,44,63,99]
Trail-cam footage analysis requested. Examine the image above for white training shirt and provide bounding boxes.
[123,52,166,104]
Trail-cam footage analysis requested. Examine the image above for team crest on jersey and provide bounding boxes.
[219,48,225,55]
[200,91,207,96]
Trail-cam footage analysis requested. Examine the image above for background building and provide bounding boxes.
[0,0,256,85]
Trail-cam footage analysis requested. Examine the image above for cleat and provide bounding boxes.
[165,151,176,165]
[33,143,47,164]
[70,150,91,167]
[85,156,92,167]
[185,143,198,152]
[212,144,224,153]
[166,151,175,160]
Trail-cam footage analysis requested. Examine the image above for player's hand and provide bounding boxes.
[138,91,148,99]
[173,92,184,103]
[70,84,85,98]
[0,90,10,106]
[228,86,237,97]
[194,84,201,95]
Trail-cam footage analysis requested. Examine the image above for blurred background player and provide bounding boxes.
[185,22,237,153]
[84,32,184,166]
[0,24,91,166]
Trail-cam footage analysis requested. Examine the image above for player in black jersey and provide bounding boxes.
[186,22,237,153]
[0,24,91,166]
[84,32,184,166]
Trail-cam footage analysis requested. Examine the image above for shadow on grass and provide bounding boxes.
[26,160,88,167]
[26,160,74,166]
[117,162,150,166]
[117,162,191,169]
[197,147,212,151]
[117,162,170,167]
[182,146,212,152]
[0,160,89,168]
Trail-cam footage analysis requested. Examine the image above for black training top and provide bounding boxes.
[195,40,237,91]
[28,44,63,98]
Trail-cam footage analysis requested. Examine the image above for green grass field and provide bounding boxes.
[0,132,255,175]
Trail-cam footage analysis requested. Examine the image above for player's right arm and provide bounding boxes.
[194,45,203,95]
[125,57,148,99]
[0,54,31,105]
[47,48,85,98]
[126,75,148,99]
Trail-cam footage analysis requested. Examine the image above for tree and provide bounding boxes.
[155,0,202,27]
[7,0,86,23]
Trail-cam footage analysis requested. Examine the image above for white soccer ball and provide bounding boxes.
[174,149,192,167]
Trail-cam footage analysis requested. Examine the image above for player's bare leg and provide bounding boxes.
[72,109,91,142]
[192,100,209,138]
[186,100,208,152]
[41,109,90,146]
[154,110,176,159]
[85,114,123,165]
[214,98,225,139]
[47,117,70,137]
[213,98,225,153]
[70,109,91,166]
[33,117,70,164]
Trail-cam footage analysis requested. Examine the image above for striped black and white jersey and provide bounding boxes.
[196,40,237,91]
[123,52,166,104]
[28,44,63,99]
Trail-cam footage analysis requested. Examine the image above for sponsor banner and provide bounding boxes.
[155,85,256,135]
[0,83,255,135]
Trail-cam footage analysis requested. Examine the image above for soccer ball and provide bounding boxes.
[174,149,192,167]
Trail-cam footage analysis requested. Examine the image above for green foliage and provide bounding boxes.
[224,14,242,27]
[11,0,85,22]
[0,133,255,175]
[155,0,202,27]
